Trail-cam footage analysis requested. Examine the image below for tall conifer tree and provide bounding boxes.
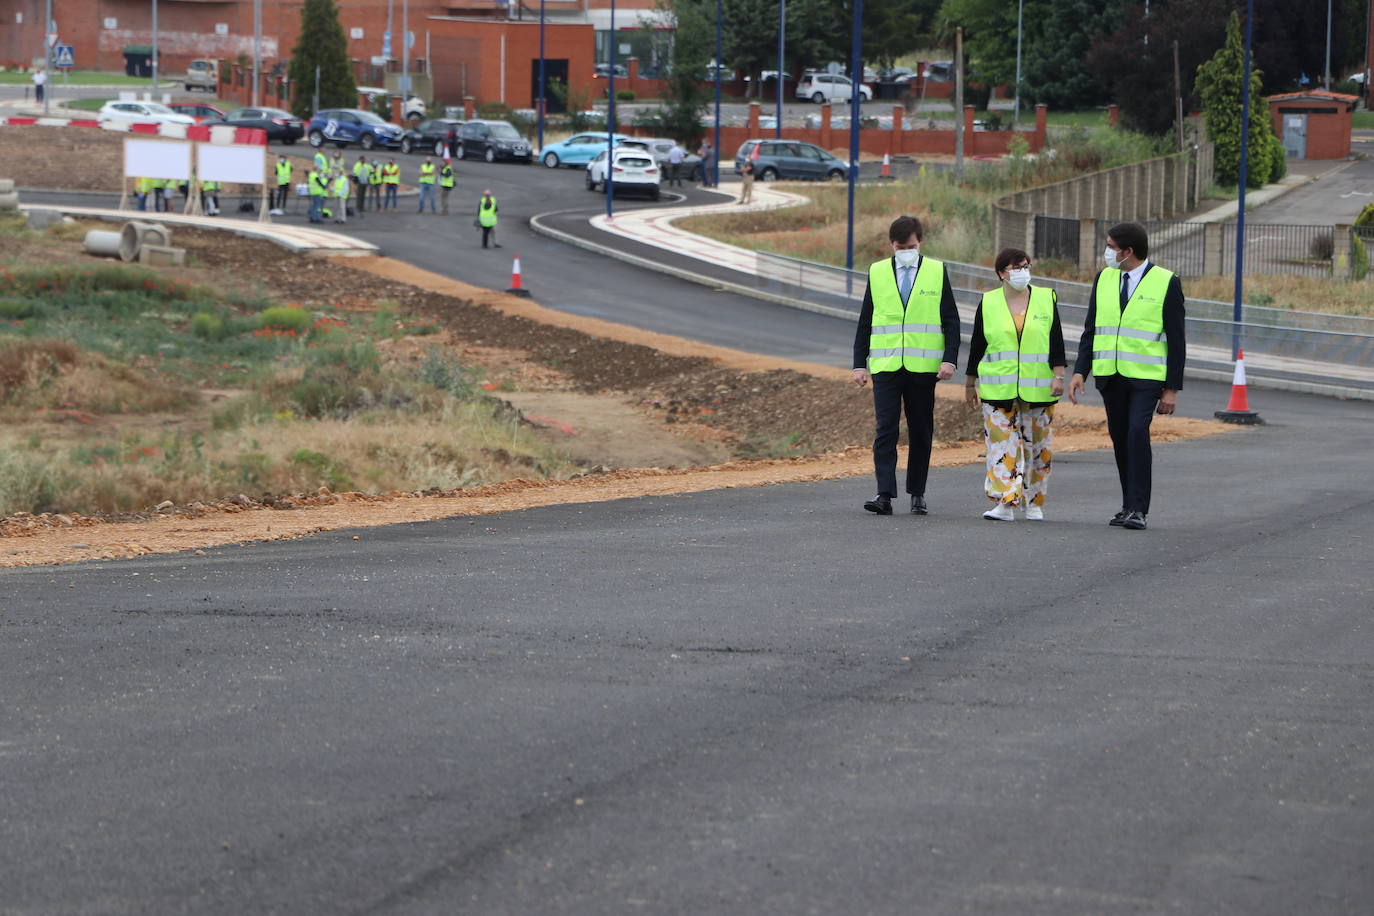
[288,0,357,119]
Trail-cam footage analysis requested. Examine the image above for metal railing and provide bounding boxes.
[752,250,1374,381]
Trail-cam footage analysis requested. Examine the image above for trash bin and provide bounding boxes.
[124,45,152,78]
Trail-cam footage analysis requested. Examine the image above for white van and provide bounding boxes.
[184,58,219,92]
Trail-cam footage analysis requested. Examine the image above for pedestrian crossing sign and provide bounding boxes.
[54,45,74,69]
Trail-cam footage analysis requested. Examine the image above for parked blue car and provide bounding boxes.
[306,108,405,150]
[538,132,636,168]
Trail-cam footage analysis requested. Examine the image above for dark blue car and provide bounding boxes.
[306,108,405,151]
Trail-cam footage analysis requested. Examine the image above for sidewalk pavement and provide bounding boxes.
[16,203,379,258]
[571,177,1371,400]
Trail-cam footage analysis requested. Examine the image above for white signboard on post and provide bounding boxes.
[197,143,266,185]
[123,138,192,181]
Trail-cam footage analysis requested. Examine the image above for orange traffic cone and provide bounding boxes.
[880,153,893,180]
[1214,348,1263,424]
[505,253,531,298]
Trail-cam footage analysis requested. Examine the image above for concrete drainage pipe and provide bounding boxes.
[119,221,173,262]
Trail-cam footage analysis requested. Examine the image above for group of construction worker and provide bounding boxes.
[133,177,222,216]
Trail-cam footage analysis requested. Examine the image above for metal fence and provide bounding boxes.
[752,250,1374,384]
[1222,223,1336,279]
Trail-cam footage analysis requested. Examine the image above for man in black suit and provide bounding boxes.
[1068,221,1187,531]
[852,216,961,516]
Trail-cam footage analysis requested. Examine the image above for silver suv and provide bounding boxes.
[794,73,872,104]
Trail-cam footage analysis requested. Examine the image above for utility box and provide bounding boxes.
[1267,90,1359,160]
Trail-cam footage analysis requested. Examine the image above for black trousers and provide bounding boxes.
[355,182,368,213]
[871,370,937,498]
[1099,376,1162,514]
[481,226,495,248]
[273,183,290,210]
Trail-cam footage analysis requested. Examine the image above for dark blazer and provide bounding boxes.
[1073,262,1187,391]
[964,286,1067,408]
[852,254,961,372]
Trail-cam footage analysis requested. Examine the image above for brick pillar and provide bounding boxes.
[1333,224,1353,280]
[463,96,475,119]
[627,56,638,91]
[890,105,903,154]
[1034,103,1047,151]
[821,103,832,149]
[1203,223,1224,275]
[390,94,403,124]
[359,91,371,111]
[1108,104,1119,127]
[748,101,760,133]
[1078,218,1098,275]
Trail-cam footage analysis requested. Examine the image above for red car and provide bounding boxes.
[169,103,227,124]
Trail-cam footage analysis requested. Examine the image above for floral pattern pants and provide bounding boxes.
[983,402,1054,507]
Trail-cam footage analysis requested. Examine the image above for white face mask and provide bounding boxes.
[894,247,919,268]
[1103,246,1121,269]
[1007,268,1031,290]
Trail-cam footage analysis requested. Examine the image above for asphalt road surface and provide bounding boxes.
[6,159,1374,913]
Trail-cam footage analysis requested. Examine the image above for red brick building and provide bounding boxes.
[1267,90,1359,160]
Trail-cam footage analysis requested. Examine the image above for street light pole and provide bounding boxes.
[844,0,862,274]
[607,0,616,219]
[714,0,722,187]
[252,0,262,107]
[1233,0,1254,360]
[776,0,785,140]
[537,0,546,153]
[42,0,52,115]
[151,0,159,96]
[1324,0,1332,90]
[1014,0,1023,124]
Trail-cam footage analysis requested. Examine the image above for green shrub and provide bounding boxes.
[1352,234,1370,282]
[615,89,636,102]
[190,312,228,341]
[0,299,38,320]
[258,305,312,334]
[1355,203,1374,228]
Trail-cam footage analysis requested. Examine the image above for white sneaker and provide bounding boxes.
[982,503,1015,521]
[1024,505,1044,521]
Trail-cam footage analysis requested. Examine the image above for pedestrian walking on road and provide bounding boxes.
[1068,222,1187,531]
[32,67,46,105]
[965,248,1066,521]
[439,157,456,215]
[417,156,437,213]
[667,142,685,187]
[852,215,961,516]
[738,159,755,204]
[697,140,716,186]
[477,189,499,248]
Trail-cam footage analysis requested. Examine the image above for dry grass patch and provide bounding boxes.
[1185,274,1374,318]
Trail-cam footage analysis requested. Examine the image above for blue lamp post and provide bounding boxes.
[844,0,863,274]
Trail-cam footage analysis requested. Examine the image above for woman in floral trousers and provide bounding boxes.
[965,248,1067,521]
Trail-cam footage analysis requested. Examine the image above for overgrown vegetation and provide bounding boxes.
[0,258,574,516]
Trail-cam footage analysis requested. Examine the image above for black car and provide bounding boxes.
[220,106,305,144]
[457,120,532,163]
[401,118,463,156]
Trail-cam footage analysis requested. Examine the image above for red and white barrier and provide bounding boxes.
[0,116,266,146]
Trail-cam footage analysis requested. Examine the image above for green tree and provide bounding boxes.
[642,0,715,145]
[1196,11,1280,188]
[1021,0,1124,111]
[287,0,356,119]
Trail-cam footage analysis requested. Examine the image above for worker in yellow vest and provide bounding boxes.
[416,156,437,213]
[438,157,456,215]
[134,176,156,211]
[965,248,1066,521]
[199,178,221,216]
[476,189,499,248]
[331,170,350,223]
[313,149,328,175]
[382,157,401,210]
[351,154,371,216]
[273,155,292,213]
[150,177,168,213]
[369,157,384,209]
[1069,221,1186,531]
[307,167,329,223]
[851,215,960,516]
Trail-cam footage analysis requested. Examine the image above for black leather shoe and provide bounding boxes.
[864,495,893,515]
[910,495,928,515]
[1109,509,1129,527]
[1121,510,1148,530]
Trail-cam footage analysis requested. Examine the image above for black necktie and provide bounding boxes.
[1120,273,1130,309]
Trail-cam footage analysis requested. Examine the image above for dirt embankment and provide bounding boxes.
[0,204,1228,566]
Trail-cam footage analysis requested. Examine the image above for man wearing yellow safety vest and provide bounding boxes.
[1068,221,1187,531]
[352,154,371,215]
[331,169,350,223]
[134,176,155,211]
[476,189,499,248]
[852,215,961,516]
[964,248,1066,521]
[438,157,456,215]
[369,157,384,210]
[417,155,437,213]
[199,178,220,216]
[307,167,329,223]
[382,157,401,209]
[273,154,292,213]
[313,149,328,175]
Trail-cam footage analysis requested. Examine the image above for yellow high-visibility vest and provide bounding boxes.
[866,257,945,374]
[1091,267,1172,382]
[976,286,1057,403]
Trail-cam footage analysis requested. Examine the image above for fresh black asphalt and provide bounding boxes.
[5,156,1373,913]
